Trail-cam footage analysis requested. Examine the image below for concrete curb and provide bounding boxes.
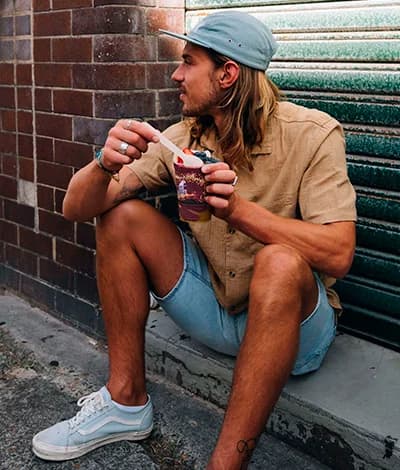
[145,309,400,469]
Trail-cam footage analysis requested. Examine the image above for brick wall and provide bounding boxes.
[0,0,184,335]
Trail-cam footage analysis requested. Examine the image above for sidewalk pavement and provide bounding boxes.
[0,291,399,469]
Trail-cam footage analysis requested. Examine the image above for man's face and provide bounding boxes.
[171,43,222,117]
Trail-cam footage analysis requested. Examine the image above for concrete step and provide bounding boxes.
[1,292,399,469]
[0,292,328,469]
[145,309,400,470]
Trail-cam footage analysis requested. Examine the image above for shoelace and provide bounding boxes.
[69,391,105,429]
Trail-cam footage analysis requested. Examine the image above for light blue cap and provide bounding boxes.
[160,11,278,71]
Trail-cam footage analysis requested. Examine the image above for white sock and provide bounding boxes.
[112,398,148,413]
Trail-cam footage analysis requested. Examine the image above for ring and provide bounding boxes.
[125,119,133,130]
[232,176,238,186]
[118,141,129,155]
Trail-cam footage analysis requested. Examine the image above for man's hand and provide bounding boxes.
[100,119,159,172]
[202,162,239,219]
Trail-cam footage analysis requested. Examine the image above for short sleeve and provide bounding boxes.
[299,125,357,224]
[127,140,172,191]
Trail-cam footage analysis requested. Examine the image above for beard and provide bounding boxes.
[180,81,221,117]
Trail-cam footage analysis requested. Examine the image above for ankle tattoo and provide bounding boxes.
[237,437,258,469]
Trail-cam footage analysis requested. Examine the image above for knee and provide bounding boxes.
[252,244,310,287]
[96,199,150,243]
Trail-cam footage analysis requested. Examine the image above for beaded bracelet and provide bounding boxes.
[94,148,120,182]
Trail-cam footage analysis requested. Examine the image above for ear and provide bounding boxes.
[218,61,240,89]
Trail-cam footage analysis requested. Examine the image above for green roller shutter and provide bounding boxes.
[186,1,400,351]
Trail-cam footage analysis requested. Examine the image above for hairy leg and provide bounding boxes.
[208,244,318,469]
[95,199,183,405]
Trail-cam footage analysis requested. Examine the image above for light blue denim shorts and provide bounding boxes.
[152,229,336,375]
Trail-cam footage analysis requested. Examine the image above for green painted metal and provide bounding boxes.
[269,69,400,95]
[290,98,400,127]
[187,1,400,350]
[356,224,400,255]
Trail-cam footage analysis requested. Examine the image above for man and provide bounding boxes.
[32,11,356,469]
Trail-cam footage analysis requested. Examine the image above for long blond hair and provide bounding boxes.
[190,50,282,170]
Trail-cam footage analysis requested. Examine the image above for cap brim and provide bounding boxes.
[159,29,212,50]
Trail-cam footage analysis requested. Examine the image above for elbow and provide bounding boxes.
[329,247,355,279]
[62,197,88,223]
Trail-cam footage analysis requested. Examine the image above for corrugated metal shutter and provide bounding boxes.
[186,1,400,351]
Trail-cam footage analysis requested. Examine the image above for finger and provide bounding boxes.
[204,195,230,209]
[106,136,144,160]
[204,170,236,183]
[206,183,235,197]
[102,146,134,167]
[202,162,230,174]
[118,119,159,143]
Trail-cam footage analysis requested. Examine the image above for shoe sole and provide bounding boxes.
[32,426,153,461]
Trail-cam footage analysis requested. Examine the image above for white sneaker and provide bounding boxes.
[32,387,153,461]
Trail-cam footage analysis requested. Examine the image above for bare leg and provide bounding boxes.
[208,244,319,469]
[95,199,183,405]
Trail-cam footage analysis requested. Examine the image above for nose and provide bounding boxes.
[171,64,183,82]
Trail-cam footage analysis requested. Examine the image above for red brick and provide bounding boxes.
[5,245,37,276]
[56,238,95,275]
[95,91,155,118]
[54,140,93,167]
[0,219,18,244]
[36,136,54,161]
[1,110,16,131]
[15,0,31,12]
[4,199,34,227]
[146,63,177,89]
[33,0,51,11]
[16,39,31,61]
[76,221,95,248]
[53,37,92,63]
[1,155,17,176]
[19,157,34,181]
[54,188,65,213]
[73,63,145,90]
[39,209,74,240]
[17,87,32,110]
[0,175,17,199]
[0,64,14,84]
[158,89,181,116]
[40,258,74,291]
[16,15,31,35]
[53,90,92,116]
[37,160,73,188]
[95,0,154,5]
[0,87,15,108]
[34,38,51,62]
[16,64,32,85]
[0,131,16,155]
[18,134,33,158]
[20,226,53,258]
[17,111,33,134]
[34,11,71,36]
[0,16,13,35]
[37,184,54,211]
[0,40,13,61]
[94,35,155,62]
[73,117,112,146]
[36,112,72,140]
[158,36,182,61]
[73,7,144,35]
[35,88,52,111]
[147,8,184,34]
[53,0,92,9]
[35,63,72,87]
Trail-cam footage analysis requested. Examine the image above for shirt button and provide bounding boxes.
[228,227,235,234]
[229,271,236,278]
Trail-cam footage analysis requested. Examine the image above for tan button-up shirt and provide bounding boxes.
[129,101,357,314]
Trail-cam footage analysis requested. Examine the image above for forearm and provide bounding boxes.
[63,161,118,222]
[227,196,355,278]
